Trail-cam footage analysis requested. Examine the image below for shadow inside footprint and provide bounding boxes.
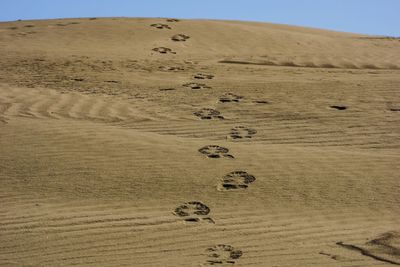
[337,231,400,265]
[150,23,171,29]
[228,126,257,140]
[173,201,214,224]
[171,34,190,41]
[219,93,244,103]
[194,73,214,80]
[55,22,78,27]
[205,244,243,265]
[183,83,211,90]
[152,47,176,54]
[194,108,224,120]
[158,66,185,72]
[218,171,256,191]
[198,145,234,159]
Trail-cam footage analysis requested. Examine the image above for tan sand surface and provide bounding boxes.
[0,18,399,266]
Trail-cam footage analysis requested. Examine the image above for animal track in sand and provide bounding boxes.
[183,82,211,90]
[171,34,190,42]
[150,23,171,29]
[337,231,400,265]
[152,47,176,54]
[194,73,214,80]
[219,93,244,103]
[204,244,243,265]
[166,18,180,22]
[55,22,80,27]
[173,201,215,223]
[194,108,224,120]
[228,126,257,140]
[13,31,36,37]
[330,105,347,110]
[198,145,234,159]
[158,66,185,72]
[218,171,256,191]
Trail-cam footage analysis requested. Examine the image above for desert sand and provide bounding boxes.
[0,17,399,266]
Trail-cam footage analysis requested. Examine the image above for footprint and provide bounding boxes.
[228,126,257,140]
[194,108,224,120]
[390,108,400,112]
[150,23,171,29]
[337,231,400,265]
[173,201,215,223]
[219,93,243,103]
[152,47,176,54]
[198,145,234,159]
[166,18,180,22]
[218,171,256,191]
[55,22,79,27]
[183,82,211,90]
[14,31,36,37]
[205,244,243,265]
[158,66,184,72]
[330,105,347,110]
[171,34,190,42]
[194,73,214,80]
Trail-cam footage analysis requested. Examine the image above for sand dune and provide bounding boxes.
[0,18,399,266]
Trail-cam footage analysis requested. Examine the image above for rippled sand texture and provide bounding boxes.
[1,18,400,266]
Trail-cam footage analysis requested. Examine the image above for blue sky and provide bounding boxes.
[0,0,399,36]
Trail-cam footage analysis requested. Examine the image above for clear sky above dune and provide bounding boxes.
[0,0,399,36]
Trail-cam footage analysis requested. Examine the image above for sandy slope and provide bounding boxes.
[0,18,399,266]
